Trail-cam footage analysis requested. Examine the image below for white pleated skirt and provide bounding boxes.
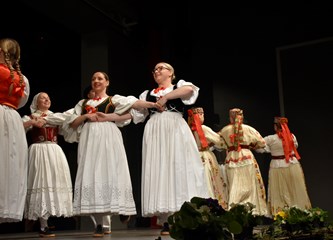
[0,105,28,223]
[141,111,209,217]
[24,142,73,220]
[74,121,136,216]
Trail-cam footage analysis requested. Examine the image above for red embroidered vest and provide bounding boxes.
[0,64,25,109]
[31,127,59,143]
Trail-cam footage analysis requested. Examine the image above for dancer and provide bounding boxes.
[218,108,268,215]
[62,71,156,237]
[131,62,209,235]
[256,117,311,216]
[0,38,30,223]
[82,85,115,234]
[22,92,73,237]
[188,107,228,209]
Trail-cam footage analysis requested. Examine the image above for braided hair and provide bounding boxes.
[0,38,23,95]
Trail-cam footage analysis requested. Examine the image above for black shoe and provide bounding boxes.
[160,222,170,235]
[119,214,131,224]
[93,224,104,237]
[39,227,55,238]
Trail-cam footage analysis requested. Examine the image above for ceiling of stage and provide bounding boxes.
[19,0,141,36]
[15,1,333,49]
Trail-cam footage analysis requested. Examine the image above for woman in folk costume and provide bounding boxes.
[131,62,209,235]
[0,38,30,223]
[22,92,73,237]
[62,71,157,237]
[256,117,311,216]
[217,108,268,215]
[188,107,228,209]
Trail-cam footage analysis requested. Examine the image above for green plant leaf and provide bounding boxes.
[228,220,243,234]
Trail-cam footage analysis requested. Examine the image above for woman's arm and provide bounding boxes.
[156,85,193,107]
[23,117,46,129]
[70,113,98,129]
[96,112,132,122]
[132,100,159,110]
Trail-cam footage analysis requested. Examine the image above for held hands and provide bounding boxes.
[85,113,99,122]
[145,101,165,112]
[155,97,167,112]
[86,112,128,122]
[95,112,113,122]
[134,99,165,112]
[32,116,46,128]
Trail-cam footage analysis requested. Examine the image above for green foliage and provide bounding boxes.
[168,197,264,240]
[255,206,333,239]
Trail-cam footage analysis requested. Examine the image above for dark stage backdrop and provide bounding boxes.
[276,38,333,216]
[1,0,333,234]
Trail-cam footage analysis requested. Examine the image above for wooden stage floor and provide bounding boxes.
[0,228,173,240]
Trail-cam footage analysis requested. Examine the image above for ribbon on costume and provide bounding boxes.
[85,105,97,113]
[188,109,208,149]
[277,122,301,162]
[153,87,165,93]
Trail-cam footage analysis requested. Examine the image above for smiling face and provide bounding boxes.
[37,92,51,112]
[152,62,175,86]
[91,71,109,95]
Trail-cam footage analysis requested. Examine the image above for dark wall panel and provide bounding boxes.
[278,39,333,217]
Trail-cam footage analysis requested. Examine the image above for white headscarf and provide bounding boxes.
[30,92,41,114]
[29,92,52,115]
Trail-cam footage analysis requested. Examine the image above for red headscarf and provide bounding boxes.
[188,108,209,149]
[274,117,300,162]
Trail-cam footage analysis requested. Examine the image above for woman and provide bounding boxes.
[256,117,311,216]
[22,92,73,237]
[62,71,156,237]
[131,62,209,235]
[0,38,30,223]
[218,108,268,216]
[188,107,228,209]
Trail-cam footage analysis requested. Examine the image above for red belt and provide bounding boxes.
[228,145,250,151]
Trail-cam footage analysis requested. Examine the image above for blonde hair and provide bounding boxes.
[157,62,176,82]
[0,38,23,92]
[229,108,244,150]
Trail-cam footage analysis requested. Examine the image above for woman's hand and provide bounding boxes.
[33,117,46,128]
[156,97,167,112]
[155,102,165,112]
[85,113,99,122]
[95,112,111,122]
